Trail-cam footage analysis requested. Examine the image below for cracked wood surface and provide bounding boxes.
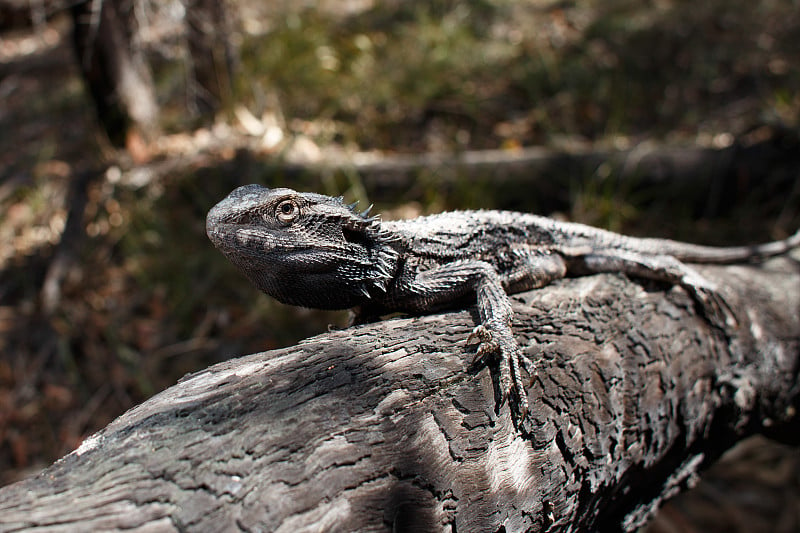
[0,258,798,532]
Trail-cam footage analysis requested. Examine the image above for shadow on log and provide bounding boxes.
[0,258,798,531]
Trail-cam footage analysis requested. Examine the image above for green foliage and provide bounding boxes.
[239,3,520,150]
[235,0,798,150]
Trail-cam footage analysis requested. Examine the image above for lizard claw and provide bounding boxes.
[466,324,492,345]
[468,325,499,366]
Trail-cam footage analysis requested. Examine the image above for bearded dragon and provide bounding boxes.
[207,185,800,420]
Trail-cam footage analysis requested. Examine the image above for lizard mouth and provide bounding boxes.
[206,224,280,251]
[208,223,341,271]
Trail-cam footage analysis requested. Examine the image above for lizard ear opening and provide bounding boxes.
[342,226,368,246]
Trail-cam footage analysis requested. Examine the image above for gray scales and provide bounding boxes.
[206,185,800,422]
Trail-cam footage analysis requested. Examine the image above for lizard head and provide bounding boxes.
[207,184,400,309]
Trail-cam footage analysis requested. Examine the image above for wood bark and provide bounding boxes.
[0,258,798,532]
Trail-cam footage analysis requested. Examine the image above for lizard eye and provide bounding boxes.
[275,199,300,224]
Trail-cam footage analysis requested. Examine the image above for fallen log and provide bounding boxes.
[0,257,798,532]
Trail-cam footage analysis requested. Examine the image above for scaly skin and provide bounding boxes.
[207,185,800,422]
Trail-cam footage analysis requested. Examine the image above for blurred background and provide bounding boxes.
[1,0,799,530]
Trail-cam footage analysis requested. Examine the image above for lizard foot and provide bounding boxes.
[682,274,738,330]
[467,324,531,420]
[697,287,737,330]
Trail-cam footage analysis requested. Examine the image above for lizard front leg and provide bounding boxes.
[397,260,523,414]
[396,252,567,421]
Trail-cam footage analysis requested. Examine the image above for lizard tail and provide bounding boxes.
[663,228,800,264]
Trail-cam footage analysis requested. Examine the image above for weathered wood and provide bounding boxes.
[0,258,798,532]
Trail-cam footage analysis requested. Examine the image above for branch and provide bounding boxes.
[114,127,800,219]
[0,258,798,531]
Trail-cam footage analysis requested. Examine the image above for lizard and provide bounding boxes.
[206,184,800,421]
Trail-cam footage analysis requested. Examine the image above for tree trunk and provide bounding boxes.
[0,258,798,531]
[71,0,159,147]
[184,0,234,118]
